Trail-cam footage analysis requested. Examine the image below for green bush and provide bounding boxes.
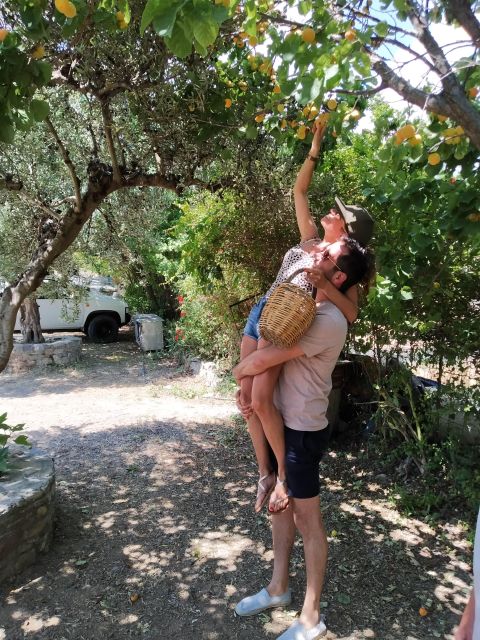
[0,412,31,476]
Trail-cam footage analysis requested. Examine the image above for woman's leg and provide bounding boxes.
[239,334,275,511]
[250,351,289,512]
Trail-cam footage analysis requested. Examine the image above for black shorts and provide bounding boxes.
[269,425,331,499]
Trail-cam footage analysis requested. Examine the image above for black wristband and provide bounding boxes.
[307,153,319,163]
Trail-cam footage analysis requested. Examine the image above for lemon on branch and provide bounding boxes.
[55,0,77,18]
[301,27,316,44]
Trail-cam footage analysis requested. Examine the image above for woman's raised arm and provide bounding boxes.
[293,118,328,242]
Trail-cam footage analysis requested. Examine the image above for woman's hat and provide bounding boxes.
[335,195,374,247]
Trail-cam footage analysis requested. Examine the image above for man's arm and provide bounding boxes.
[233,343,305,382]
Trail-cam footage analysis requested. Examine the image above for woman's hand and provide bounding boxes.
[310,114,329,156]
[304,266,328,290]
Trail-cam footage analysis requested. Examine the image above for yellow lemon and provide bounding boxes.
[345,28,356,41]
[32,45,45,59]
[248,35,258,46]
[297,125,308,139]
[55,0,77,18]
[399,123,415,139]
[273,84,281,94]
[255,113,265,123]
[280,119,287,129]
[225,98,232,108]
[301,27,316,44]
[409,134,422,146]
[327,98,337,111]
[277,103,285,113]
[427,152,441,166]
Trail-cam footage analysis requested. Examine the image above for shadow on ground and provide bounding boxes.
[0,419,472,640]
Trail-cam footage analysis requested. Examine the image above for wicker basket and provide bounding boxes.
[259,269,316,348]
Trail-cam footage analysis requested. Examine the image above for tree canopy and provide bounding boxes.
[0,0,479,371]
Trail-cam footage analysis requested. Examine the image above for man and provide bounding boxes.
[233,235,371,640]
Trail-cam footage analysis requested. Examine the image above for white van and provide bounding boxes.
[13,289,130,342]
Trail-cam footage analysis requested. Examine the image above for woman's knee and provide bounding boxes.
[251,388,275,415]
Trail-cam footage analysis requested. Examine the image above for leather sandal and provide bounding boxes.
[255,472,275,513]
[268,477,289,514]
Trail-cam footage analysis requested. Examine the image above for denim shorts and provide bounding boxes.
[243,296,267,341]
[269,425,331,499]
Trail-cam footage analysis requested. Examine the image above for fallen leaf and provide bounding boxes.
[130,593,140,604]
[337,593,351,605]
[75,559,88,567]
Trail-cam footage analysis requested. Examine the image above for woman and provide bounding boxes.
[238,119,374,514]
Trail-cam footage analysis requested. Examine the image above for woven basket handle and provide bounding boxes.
[285,268,317,300]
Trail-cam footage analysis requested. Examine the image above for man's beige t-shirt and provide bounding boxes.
[273,300,348,432]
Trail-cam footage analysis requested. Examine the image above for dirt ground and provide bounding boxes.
[0,331,474,640]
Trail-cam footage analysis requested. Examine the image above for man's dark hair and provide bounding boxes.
[336,237,374,293]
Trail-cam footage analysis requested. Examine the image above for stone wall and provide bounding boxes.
[0,448,56,584]
[7,336,82,374]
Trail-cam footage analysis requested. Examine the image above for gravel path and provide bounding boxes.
[0,334,473,640]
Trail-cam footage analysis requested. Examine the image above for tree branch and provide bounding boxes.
[382,37,437,73]
[100,100,121,184]
[404,1,455,86]
[443,0,480,46]
[45,117,82,209]
[370,54,449,113]
[0,175,23,191]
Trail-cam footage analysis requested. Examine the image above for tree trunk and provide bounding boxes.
[20,298,44,344]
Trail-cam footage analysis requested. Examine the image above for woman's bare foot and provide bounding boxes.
[255,472,275,513]
[268,477,289,514]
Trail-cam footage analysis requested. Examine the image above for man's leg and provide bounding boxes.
[292,496,328,629]
[235,500,295,617]
[267,505,296,596]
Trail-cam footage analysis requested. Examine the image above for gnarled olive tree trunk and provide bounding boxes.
[20,298,44,344]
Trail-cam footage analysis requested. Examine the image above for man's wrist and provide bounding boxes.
[307,152,319,163]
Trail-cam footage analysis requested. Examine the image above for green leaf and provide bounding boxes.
[193,37,208,57]
[165,20,193,58]
[33,60,53,85]
[0,117,14,143]
[298,0,312,15]
[30,98,50,121]
[375,22,389,37]
[141,0,187,35]
[245,123,258,139]
[400,287,413,301]
[14,435,30,446]
[297,75,323,104]
[152,4,182,38]
[244,0,257,36]
[0,435,8,447]
[192,14,218,48]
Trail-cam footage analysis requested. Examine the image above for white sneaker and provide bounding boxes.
[276,616,327,640]
[234,587,292,616]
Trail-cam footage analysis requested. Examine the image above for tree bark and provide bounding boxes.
[0,167,207,373]
[20,298,44,344]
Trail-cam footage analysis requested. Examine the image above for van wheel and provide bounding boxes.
[87,315,119,343]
